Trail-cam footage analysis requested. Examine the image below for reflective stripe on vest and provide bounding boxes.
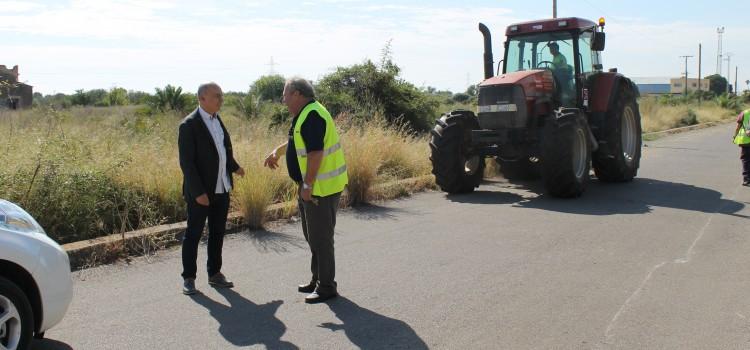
[293,101,348,196]
[735,110,750,145]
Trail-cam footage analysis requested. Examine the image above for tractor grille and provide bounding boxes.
[477,85,528,129]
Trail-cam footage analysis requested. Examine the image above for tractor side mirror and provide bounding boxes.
[592,32,606,51]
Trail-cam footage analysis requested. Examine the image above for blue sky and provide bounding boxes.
[2,0,748,94]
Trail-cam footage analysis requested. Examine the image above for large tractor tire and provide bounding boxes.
[496,158,541,180]
[429,110,485,193]
[593,86,642,182]
[541,108,591,198]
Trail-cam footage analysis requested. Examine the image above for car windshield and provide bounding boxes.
[505,32,575,73]
[0,199,46,234]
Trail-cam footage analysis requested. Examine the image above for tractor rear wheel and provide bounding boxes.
[429,110,485,193]
[593,86,642,181]
[541,108,591,198]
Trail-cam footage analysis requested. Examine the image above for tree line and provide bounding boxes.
[32,58,477,133]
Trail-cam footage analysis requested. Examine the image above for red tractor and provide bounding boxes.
[430,17,642,197]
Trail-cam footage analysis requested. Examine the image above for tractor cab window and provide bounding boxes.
[578,30,599,75]
[505,32,575,106]
[505,32,574,74]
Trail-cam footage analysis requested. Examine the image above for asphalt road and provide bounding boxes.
[34,123,749,350]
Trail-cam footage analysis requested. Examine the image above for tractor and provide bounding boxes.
[429,17,642,197]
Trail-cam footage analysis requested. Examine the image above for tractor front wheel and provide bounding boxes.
[541,108,591,198]
[429,110,485,193]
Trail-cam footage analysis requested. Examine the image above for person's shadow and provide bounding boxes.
[190,288,297,349]
[318,296,428,349]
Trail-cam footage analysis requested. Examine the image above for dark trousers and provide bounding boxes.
[298,188,341,294]
[181,192,230,279]
[742,146,750,183]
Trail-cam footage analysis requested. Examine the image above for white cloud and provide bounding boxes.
[3,2,748,93]
[0,1,44,13]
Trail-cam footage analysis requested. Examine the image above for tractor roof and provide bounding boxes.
[505,17,597,36]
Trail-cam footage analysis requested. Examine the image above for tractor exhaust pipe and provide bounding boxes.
[478,23,494,79]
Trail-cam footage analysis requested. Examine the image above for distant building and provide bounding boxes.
[669,77,709,94]
[631,77,671,95]
[0,65,33,109]
[631,77,709,96]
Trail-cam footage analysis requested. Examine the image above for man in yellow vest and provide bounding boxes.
[733,109,750,186]
[264,77,348,303]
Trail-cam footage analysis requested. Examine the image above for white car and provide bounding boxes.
[0,199,73,350]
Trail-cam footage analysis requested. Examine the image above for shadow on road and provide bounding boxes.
[448,177,747,217]
[319,296,428,349]
[349,203,419,221]
[190,288,297,349]
[239,229,307,254]
[30,339,73,350]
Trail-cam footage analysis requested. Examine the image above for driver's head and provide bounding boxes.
[548,42,559,54]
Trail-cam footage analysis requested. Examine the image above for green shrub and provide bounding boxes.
[678,109,698,127]
[316,59,438,132]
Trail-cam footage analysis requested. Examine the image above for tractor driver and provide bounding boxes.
[548,42,573,104]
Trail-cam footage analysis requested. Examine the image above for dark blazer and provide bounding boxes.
[178,109,240,201]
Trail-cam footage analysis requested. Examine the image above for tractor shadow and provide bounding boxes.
[449,177,747,217]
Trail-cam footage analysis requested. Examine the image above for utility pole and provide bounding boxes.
[698,43,702,92]
[716,27,724,75]
[735,66,738,95]
[724,53,732,94]
[697,44,703,104]
[680,55,693,96]
[553,0,557,18]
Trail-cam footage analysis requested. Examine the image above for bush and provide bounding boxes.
[151,85,195,113]
[677,109,698,127]
[317,59,438,132]
[251,75,285,103]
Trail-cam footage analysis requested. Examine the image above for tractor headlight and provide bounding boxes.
[0,199,46,235]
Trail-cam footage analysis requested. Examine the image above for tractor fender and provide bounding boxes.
[588,72,639,140]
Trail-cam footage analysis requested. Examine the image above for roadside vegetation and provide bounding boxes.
[0,54,471,244]
[2,54,746,245]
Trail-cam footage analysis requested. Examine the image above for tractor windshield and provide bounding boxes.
[505,32,575,74]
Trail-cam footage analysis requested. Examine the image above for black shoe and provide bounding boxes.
[743,181,750,186]
[298,281,317,293]
[182,278,198,295]
[208,273,234,288]
[305,290,338,304]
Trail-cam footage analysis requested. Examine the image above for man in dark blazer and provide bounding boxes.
[178,82,244,295]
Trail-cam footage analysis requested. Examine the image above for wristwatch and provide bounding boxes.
[302,182,312,190]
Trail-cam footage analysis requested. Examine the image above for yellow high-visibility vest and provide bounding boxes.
[293,101,348,196]
[735,110,750,145]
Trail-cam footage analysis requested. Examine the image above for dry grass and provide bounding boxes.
[0,106,432,242]
[339,115,431,205]
[639,97,737,133]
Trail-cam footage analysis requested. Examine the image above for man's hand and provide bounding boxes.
[235,167,245,177]
[301,187,313,202]
[196,193,210,206]
[264,150,280,169]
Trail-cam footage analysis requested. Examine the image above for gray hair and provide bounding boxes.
[285,77,315,99]
[197,82,220,98]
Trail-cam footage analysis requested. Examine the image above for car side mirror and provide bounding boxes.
[592,32,605,51]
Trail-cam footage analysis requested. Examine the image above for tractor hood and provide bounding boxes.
[479,70,554,99]
[476,70,554,130]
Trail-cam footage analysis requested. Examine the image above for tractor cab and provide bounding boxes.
[501,17,605,107]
